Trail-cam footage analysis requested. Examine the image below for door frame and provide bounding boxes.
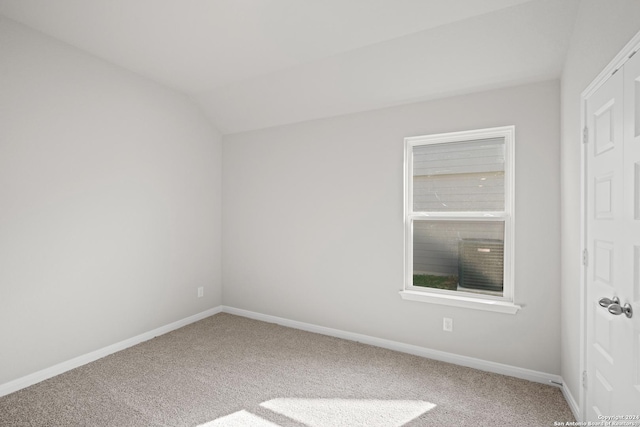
[579,31,640,422]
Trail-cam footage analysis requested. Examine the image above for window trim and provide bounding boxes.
[401,126,520,314]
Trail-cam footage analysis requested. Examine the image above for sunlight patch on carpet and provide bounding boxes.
[260,398,436,427]
[198,410,280,427]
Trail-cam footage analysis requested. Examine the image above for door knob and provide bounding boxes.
[607,303,633,318]
[599,296,620,307]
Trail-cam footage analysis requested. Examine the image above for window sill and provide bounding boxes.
[399,290,521,314]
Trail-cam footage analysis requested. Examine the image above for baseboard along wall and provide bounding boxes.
[0,307,223,397]
[1,304,570,410]
[562,382,582,422]
[222,306,563,386]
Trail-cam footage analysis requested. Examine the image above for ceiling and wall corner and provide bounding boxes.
[0,0,580,134]
[197,0,579,133]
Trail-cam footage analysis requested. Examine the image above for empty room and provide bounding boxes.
[1,0,640,425]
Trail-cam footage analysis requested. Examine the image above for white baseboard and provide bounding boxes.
[1,304,567,402]
[0,306,223,398]
[562,381,581,422]
[221,306,562,386]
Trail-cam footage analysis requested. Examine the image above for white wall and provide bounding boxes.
[0,18,222,385]
[560,0,640,409]
[223,80,561,374]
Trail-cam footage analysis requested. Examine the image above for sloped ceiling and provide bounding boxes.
[0,0,579,134]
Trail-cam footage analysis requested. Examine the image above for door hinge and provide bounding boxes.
[583,127,589,144]
[582,249,588,267]
[582,370,588,389]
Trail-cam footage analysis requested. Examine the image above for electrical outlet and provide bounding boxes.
[197,286,204,298]
[443,317,453,332]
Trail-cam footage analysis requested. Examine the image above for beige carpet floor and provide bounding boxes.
[0,313,574,426]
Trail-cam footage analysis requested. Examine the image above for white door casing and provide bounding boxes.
[585,50,640,420]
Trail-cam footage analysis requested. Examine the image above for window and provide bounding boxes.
[400,126,520,314]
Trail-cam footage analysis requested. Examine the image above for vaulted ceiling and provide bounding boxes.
[0,0,580,133]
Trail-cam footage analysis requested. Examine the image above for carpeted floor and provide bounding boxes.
[0,313,574,426]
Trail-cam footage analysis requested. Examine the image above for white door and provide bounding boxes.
[585,51,640,420]
[621,50,640,414]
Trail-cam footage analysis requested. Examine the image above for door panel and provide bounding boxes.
[586,67,625,420]
[594,100,616,155]
[594,370,613,416]
[593,239,614,285]
[594,174,614,219]
[586,49,640,420]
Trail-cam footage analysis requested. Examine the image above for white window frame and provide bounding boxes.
[399,126,521,314]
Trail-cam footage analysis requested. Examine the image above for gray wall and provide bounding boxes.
[560,0,640,409]
[223,80,561,374]
[0,18,222,385]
